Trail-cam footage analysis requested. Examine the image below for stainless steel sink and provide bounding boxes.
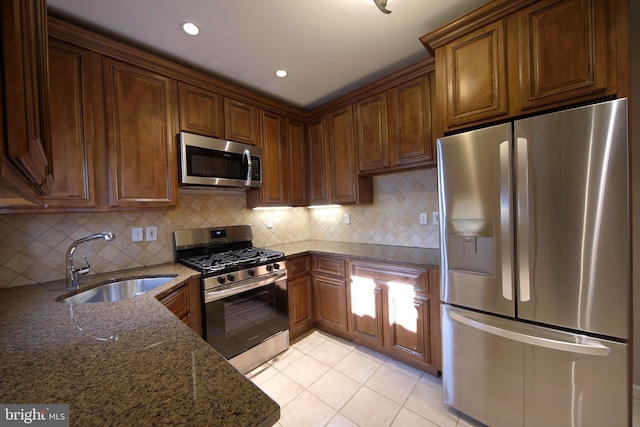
[58,276,177,303]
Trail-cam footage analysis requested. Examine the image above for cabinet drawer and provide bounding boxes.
[350,262,430,295]
[288,255,311,278]
[313,256,346,278]
[161,285,190,320]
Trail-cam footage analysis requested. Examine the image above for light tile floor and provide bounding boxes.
[249,329,640,427]
[246,329,479,427]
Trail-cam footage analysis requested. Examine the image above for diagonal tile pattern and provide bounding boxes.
[0,169,439,289]
[246,330,477,427]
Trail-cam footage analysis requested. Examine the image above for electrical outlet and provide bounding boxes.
[267,216,273,229]
[344,214,351,225]
[432,212,440,226]
[145,226,158,241]
[419,212,428,225]
[132,227,143,242]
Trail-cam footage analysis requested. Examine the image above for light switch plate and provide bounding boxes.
[145,226,158,241]
[267,217,273,229]
[432,212,440,226]
[132,227,143,242]
[344,214,350,225]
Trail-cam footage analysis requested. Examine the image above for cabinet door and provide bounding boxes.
[1,0,53,195]
[356,93,389,173]
[314,275,349,334]
[327,106,357,204]
[350,274,384,347]
[517,0,609,110]
[224,98,258,145]
[288,275,314,340]
[307,117,331,205]
[387,75,434,167]
[178,82,224,138]
[103,58,177,208]
[287,118,307,206]
[44,38,97,209]
[258,109,289,206]
[385,289,431,365]
[444,19,508,128]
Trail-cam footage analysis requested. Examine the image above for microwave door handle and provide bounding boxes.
[243,149,252,187]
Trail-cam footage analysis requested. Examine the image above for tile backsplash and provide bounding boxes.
[0,169,438,289]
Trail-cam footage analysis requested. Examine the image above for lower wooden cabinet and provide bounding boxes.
[287,255,314,340]
[312,255,350,339]
[160,277,202,338]
[349,261,441,375]
[286,253,441,375]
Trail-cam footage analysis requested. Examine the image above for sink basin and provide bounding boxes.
[58,275,177,304]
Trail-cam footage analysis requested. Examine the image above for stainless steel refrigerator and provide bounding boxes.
[437,98,629,427]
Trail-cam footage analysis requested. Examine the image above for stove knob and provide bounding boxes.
[248,270,255,277]
[266,264,273,272]
[227,274,235,282]
[274,263,281,270]
[217,277,226,285]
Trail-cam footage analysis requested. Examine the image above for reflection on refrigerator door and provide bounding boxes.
[442,305,627,427]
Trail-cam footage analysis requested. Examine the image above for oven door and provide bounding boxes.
[203,277,288,361]
[179,132,262,188]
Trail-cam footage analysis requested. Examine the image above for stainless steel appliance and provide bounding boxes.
[178,131,263,189]
[174,225,288,373]
[437,98,629,427]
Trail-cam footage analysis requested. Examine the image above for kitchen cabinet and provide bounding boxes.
[349,261,441,375]
[287,255,314,340]
[306,116,331,205]
[178,82,224,138]
[421,0,622,132]
[286,118,307,207]
[356,93,389,172]
[39,38,99,209]
[313,255,351,339]
[0,0,53,203]
[103,58,178,209]
[246,112,307,208]
[307,108,372,206]
[224,98,258,145]
[160,276,203,337]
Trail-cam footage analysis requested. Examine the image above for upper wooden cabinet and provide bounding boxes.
[306,116,331,205]
[443,20,508,127]
[422,0,624,132]
[387,74,434,168]
[309,106,373,206]
[178,82,224,138]
[286,118,307,207]
[246,112,307,208]
[103,58,178,209]
[43,38,98,209]
[224,98,258,145]
[357,93,389,172]
[0,0,53,201]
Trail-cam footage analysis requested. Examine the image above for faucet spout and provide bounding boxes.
[66,232,116,290]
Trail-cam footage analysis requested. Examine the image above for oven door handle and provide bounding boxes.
[204,271,287,303]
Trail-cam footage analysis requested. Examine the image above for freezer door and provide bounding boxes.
[515,98,629,339]
[437,123,515,317]
[442,305,628,427]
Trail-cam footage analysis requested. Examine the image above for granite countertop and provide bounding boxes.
[0,263,279,427]
[266,240,440,267]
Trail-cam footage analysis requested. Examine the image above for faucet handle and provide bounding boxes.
[77,256,91,275]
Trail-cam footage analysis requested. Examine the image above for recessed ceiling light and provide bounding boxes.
[182,22,200,36]
[275,69,288,78]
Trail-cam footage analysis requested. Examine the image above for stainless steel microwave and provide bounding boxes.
[178,132,263,189]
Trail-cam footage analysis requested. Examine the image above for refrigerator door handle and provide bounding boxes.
[516,137,531,302]
[500,141,513,301]
[449,310,611,356]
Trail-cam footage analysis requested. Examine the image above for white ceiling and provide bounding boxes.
[47,0,491,110]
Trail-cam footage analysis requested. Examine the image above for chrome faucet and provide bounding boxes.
[66,232,116,290]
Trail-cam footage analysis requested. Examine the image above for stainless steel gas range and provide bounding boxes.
[174,225,288,373]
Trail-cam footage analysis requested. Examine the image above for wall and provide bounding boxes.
[0,169,439,289]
